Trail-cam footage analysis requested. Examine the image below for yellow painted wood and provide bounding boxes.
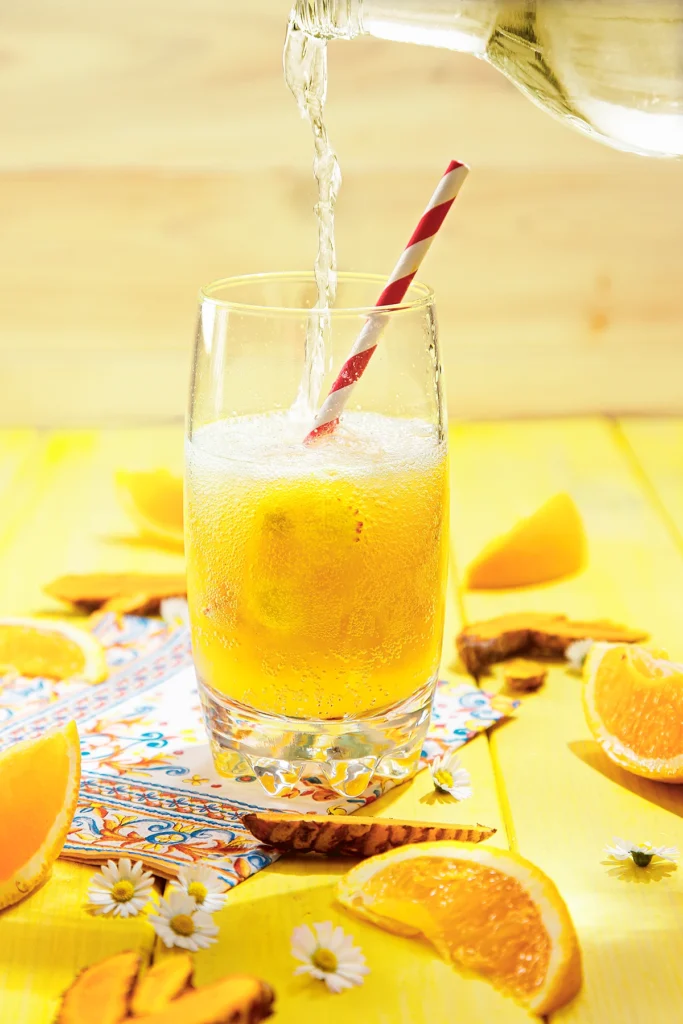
[619,419,683,548]
[0,862,156,1022]
[193,572,530,1024]
[0,430,179,1022]
[450,419,683,1022]
[0,428,523,1023]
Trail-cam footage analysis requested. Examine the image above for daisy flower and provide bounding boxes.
[160,597,190,628]
[291,921,369,994]
[604,837,679,868]
[430,751,472,800]
[174,864,228,913]
[87,858,155,918]
[565,639,594,672]
[149,892,219,951]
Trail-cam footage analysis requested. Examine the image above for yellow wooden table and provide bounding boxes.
[2,418,683,1023]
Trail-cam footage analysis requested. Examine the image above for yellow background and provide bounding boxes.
[1,0,682,426]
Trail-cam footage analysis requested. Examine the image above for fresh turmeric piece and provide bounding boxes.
[242,811,496,856]
[503,658,548,692]
[131,954,194,1016]
[58,953,273,1024]
[457,612,647,675]
[130,975,274,1024]
[44,574,187,616]
[57,950,140,1024]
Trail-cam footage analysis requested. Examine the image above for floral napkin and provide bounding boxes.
[0,616,516,886]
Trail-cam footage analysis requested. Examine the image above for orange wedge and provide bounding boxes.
[0,617,107,683]
[0,721,81,909]
[584,642,683,782]
[116,469,184,546]
[465,492,587,589]
[337,841,582,1015]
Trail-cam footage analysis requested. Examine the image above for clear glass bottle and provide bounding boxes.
[293,0,683,158]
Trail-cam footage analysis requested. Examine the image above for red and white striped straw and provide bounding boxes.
[305,158,469,443]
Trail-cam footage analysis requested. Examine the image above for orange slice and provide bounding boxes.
[116,469,184,546]
[465,492,587,590]
[0,721,81,909]
[0,617,108,683]
[584,642,683,781]
[337,841,582,1015]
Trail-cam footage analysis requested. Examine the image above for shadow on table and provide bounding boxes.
[568,739,683,818]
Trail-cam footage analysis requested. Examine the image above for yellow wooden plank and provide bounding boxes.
[450,418,683,1022]
[619,418,683,550]
[188,577,531,1024]
[0,428,184,615]
[0,427,524,1023]
[0,862,156,1022]
[0,429,181,1022]
[0,430,40,495]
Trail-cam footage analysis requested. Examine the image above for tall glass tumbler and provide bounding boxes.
[186,272,449,796]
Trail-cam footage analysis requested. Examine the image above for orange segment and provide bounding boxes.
[337,841,582,1015]
[465,492,587,590]
[0,617,108,683]
[116,469,184,546]
[0,721,81,910]
[584,643,683,781]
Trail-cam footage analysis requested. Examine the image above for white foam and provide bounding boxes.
[187,411,444,481]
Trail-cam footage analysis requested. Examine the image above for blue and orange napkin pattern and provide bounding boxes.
[0,616,515,885]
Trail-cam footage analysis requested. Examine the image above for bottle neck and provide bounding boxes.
[293,0,496,54]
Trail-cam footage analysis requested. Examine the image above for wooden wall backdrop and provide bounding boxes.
[1,0,682,425]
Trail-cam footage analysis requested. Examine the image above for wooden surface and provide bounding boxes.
[2,418,683,1021]
[1,0,683,425]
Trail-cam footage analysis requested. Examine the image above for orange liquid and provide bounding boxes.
[186,412,448,720]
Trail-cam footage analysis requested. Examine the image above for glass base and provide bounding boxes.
[197,677,436,797]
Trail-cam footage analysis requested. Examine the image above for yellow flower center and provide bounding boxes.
[111,880,136,903]
[170,913,196,937]
[311,948,338,973]
[187,881,208,904]
[433,768,453,790]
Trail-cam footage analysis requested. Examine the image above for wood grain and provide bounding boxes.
[0,433,158,1023]
[0,425,522,1023]
[450,419,683,1022]
[0,0,682,424]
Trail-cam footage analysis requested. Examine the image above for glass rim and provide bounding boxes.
[199,271,435,316]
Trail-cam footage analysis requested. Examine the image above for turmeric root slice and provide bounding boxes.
[457,612,648,675]
[131,954,194,1016]
[130,975,275,1024]
[503,658,548,692]
[57,950,140,1024]
[242,811,496,857]
[44,573,187,614]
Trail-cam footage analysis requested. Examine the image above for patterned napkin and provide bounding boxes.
[0,616,516,886]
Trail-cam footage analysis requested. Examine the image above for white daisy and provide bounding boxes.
[174,864,228,913]
[430,752,473,800]
[565,639,594,672]
[87,858,155,918]
[604,837,679,868]
[291,921,369,994]
[160,597,190,627]
[148,892,219,951]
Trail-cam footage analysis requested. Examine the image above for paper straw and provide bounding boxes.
[305,158,469,443]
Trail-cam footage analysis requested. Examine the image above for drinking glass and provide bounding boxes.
[186,272,449,796]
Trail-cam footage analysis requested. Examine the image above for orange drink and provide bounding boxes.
[186,411,448,721]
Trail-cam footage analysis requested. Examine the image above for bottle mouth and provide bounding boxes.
[292,0,362,39]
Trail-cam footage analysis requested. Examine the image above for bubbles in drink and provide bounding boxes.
[185,412,448,720]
